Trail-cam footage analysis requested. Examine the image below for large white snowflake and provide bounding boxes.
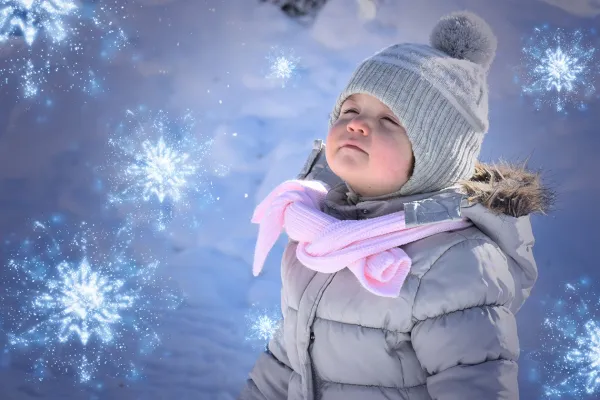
[35,257,135,346]
[244,304,282,349]
[266,46,301,88]
[519,25,596,113]
[1,217,181,384]
[100,108,215,232]
[530,278,600,399]
[126,136,197,204]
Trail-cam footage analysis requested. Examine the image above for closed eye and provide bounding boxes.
[342,109,399,125]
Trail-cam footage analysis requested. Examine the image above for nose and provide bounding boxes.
[346,117,370,136]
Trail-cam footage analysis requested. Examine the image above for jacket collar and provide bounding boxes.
[323,182,465,226]
[320,161,555,314]
[323,161,554,223]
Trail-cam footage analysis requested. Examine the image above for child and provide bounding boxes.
[240,11,551,400]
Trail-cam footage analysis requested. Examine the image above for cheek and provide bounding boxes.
[328,120,344,136]
[325,128,337,163]
[325,130,335,155]
[326,123,344,147]
[372,140,411,177]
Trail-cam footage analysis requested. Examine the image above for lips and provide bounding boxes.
[340,142,367,154]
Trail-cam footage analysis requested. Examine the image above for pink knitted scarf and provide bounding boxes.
[251,180,472,298]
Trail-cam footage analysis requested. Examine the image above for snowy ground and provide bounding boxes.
[0,0,599,399]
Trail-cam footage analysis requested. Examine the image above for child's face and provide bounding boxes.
[326,93,414,197]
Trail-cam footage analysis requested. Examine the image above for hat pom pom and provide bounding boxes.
[430,11,497,70]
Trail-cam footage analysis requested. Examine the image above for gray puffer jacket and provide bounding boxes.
[240,140,551,400]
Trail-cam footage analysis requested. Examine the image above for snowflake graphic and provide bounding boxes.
[0,0,77,46]
[517,25,597,113]
[0,0,128,98]
[527,278,600,399]
[126,135,198,204]
[244,304,282,350]
[33,257,135,346]
[0,216,181,384]
[266,46,301,88]
[98,108,216,232]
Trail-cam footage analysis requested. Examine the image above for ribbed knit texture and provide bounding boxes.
[328,11,497,196]
[251,180,472,297]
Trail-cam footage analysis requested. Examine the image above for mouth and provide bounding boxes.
[341,144,367,154]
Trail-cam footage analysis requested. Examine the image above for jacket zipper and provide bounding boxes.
[302,273,335,400]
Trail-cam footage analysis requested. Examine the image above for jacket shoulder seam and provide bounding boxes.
[411,237,501,317]
[412,302,509,323]
[311,315,408,334]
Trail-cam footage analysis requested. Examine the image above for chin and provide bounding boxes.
[330,166,360,186]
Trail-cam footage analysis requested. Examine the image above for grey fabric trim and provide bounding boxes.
[297,139,325,180]
[404,192,465,227]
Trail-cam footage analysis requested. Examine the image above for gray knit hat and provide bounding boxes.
[329,11,497,196]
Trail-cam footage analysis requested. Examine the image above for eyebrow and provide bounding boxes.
[341,98,356,108]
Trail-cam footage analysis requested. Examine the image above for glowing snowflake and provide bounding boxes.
[0,216,181,384]
[0,0,77,46]
[518,25,596,113]
[0,0,128,99]
[266,46,301,88]
[34,257,135,346]
[532,278,600,398]
[99,108,215,232]
[244,304,282,349]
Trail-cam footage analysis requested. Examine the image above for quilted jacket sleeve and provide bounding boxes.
[238,345,292,399]
[239,318,293,399]
[239,250,294,399]
[410,238,521,400]
[241,140,328,399]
